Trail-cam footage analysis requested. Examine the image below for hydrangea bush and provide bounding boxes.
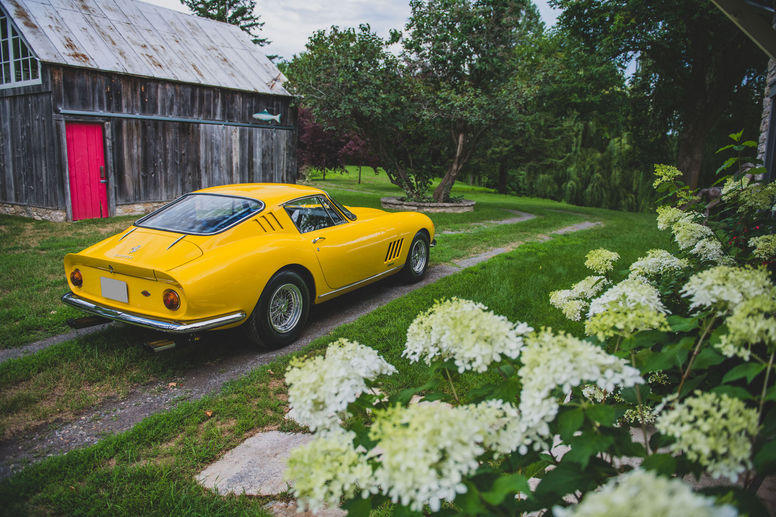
[282,133,775,515]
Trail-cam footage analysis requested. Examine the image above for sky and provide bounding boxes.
[140,0,561,62]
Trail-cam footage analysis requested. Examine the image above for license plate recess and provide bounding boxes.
[101,277,129,303]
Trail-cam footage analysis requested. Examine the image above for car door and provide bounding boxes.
[284,196,395,290]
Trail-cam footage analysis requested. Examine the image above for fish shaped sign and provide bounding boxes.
[252,109,281,123]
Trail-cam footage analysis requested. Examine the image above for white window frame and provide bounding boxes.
[0,5,42,89]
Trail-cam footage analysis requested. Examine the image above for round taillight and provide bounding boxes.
[163,289,180,311]
[70,269,83,288]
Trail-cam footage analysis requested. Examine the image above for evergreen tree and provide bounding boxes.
[180,0,269,46]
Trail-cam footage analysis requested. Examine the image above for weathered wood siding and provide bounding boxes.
[0,67,65,209]
[109,120,294,204]
[0,64,296,215]
[50,66,296,207]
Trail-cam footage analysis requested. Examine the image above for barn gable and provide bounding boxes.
[1,0,288,95]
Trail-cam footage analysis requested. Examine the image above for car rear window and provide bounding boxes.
[136,194,264,235]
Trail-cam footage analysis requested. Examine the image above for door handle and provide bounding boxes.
[100,180,108,184]
[312,236,326,244]
[99,166,105,179]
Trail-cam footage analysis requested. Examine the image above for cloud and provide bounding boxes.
[140,0,558,62]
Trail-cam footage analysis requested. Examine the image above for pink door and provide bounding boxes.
[66,123,108,220]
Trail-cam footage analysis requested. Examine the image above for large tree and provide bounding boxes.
[181,0,269,46]
[287,25,436,200]
[403,0,542,202]
[552,0,765,188]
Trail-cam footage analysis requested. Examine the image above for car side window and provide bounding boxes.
[284,196,345,233]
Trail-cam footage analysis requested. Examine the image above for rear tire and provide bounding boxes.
[243,270,310,349]
[401,231,430,283]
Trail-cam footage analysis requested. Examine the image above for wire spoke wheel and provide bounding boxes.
[410,238,428,274]
[268,283,303,333]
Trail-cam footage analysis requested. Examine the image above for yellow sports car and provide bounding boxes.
[62,184,435,348]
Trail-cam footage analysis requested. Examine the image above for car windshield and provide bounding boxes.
[136,194,264,235]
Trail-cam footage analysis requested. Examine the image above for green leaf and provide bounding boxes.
[565,433,614,469]
[715,143,735,154]
[715,157,737,175]
[456,482,485,515]
[729,129,744,142]
[642,453,677,476]
[342,497,373,516]
[558,408,584,442]
[667,315,699,332]
[678,373,707,399]
[710,385,755,400]
[493,377,522,401]
[741,140,757,148]
[643,339,691,372]
[754,441,776,471]
[722,363,765,385]
[534,464,587,499]
[586,405,616,426]
[394,504,424,517]
[766,384,776,402]
[692,348,725,370]
[480,473,531,505]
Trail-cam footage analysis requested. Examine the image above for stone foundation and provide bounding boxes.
[0,203,67,222]
[380,196,475,213]
[115,202,167,217]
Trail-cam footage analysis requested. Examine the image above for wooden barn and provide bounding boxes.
[0,0,295,221]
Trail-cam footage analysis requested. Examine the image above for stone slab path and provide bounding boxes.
[196,431,314,497]
[0,216,603,480]
[440,210,535,234]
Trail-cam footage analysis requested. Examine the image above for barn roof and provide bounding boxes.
[1,0,290,96]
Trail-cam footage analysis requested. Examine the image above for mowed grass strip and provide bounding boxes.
[0,209,673,516]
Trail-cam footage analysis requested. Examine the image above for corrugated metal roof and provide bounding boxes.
[1,0,290,95]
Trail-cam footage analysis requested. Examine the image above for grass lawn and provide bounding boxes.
[0,169,674,515]
[0,172,605,439]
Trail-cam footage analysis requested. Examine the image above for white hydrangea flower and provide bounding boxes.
[581,384,606,403]
[656,205,693,231]
[403,298,532,373]
[681,266,776,315]
[750,234,776,260]
[369,403,486,512]
[672,221,714,251]
[588,277,668,317]
[721,175,751,199]
[690,238,735,265]
[285,339,396,431]
[655,391,760,481]
[464,399,526,457]
[584,248,621,274]
[629,249,689,280]
[653,164,683,188]
[549,275,608,321]
[517,329,643,451]
[553,469,737,517]
[717,295,776,360]
[285,429,375,514]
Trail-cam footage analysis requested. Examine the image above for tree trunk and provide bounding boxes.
[358,164,362,184]
[497,160,508,194]
[677,121,705,189]
[433,132,467,202]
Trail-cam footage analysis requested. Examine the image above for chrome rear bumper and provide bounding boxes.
[61,292,246,334]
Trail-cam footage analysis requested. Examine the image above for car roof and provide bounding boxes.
[193,183,326,207]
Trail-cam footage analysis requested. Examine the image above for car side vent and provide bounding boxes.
[255,212,284,232]
[385,238,404,262]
